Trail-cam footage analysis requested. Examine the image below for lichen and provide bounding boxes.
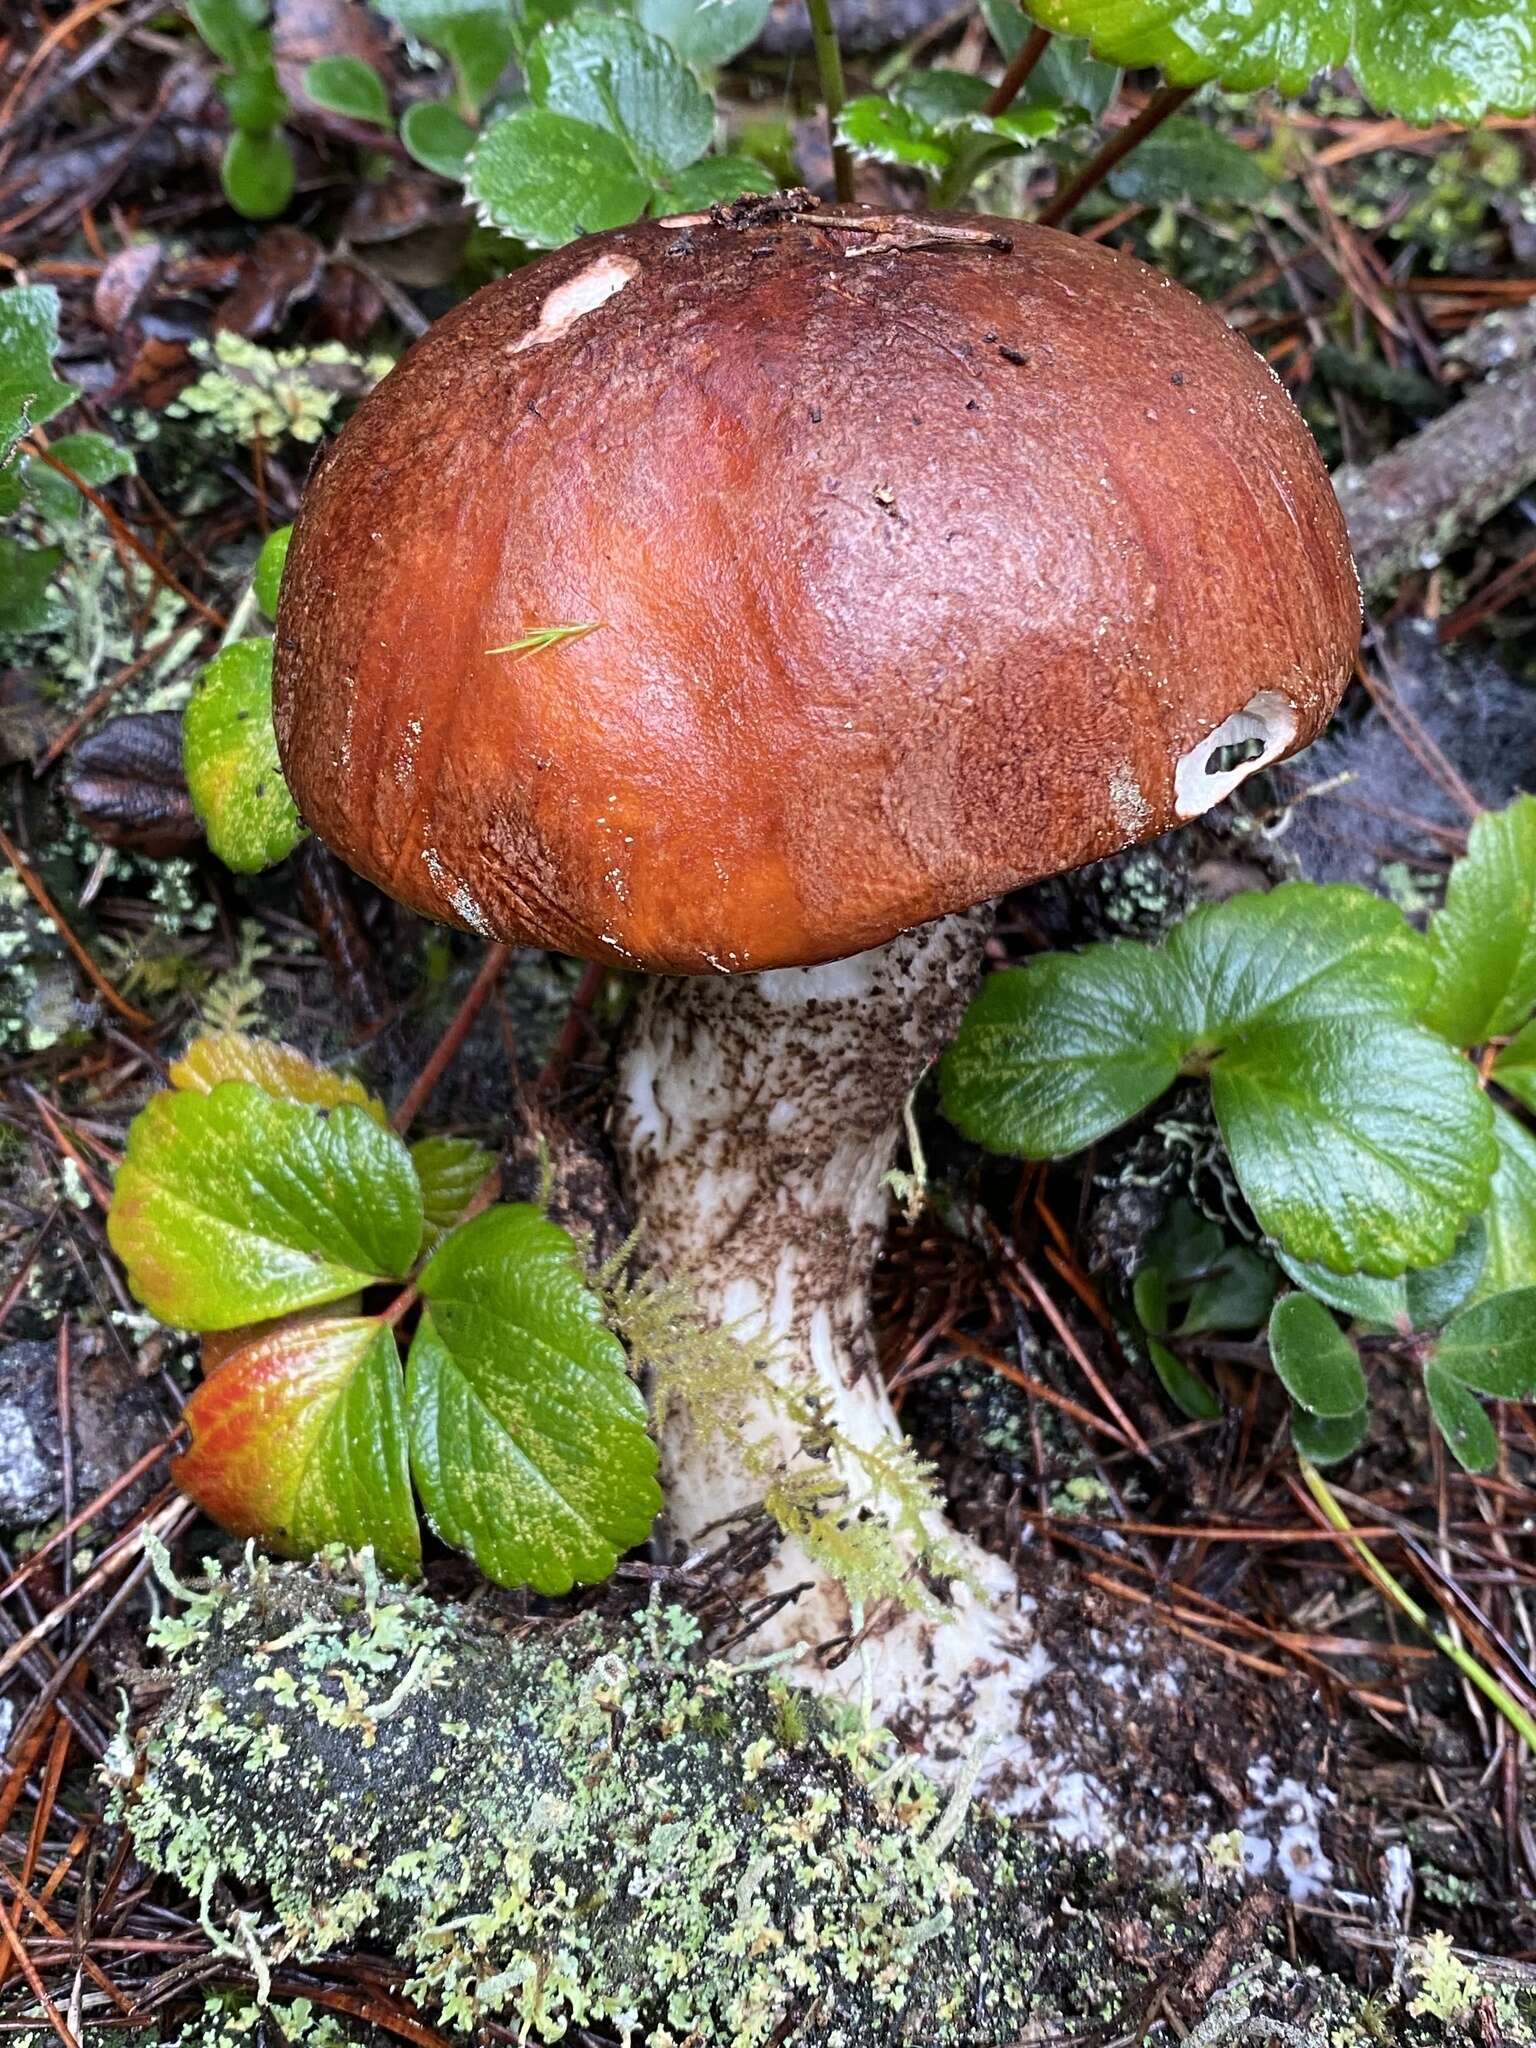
[114,1552,1175,2047]
[167,335,393,447]
[112,1554,1535,2048]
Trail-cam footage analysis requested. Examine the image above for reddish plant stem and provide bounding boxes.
[537,960,608,1095]
[391,943,511,1133]
[1036,84,1196,229]
[984,25,1050,118]
[28,446,225,629]
[0,821,152,1030]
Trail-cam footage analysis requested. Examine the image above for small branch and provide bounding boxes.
[1036,84,1196,230]
[391,943,512,1133]
[984,24,1050,118]
[0,819,152,1030]
[27,446,226,630]
[1335,345,1536,598]
[803,0,854,204]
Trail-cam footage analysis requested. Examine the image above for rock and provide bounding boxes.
[0,1336,168,1536]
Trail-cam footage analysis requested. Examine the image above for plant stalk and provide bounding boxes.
[1036,82,1195,229]
[803,0,854,203]
[1300,1459,1536,1753]
[984,24,1050,117]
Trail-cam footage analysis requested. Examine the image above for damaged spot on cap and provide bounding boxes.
[1173,690,1298,821]
[510,254,640,355]
[1107,765,1150,838]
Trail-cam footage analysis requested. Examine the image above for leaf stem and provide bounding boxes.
[803,0,854,204]
[1036,82,1195,230]
[0,819,152,1031]
[1299,1459,1536,1754]
[984,24,1049,118]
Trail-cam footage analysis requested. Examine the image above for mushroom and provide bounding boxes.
[272,200,1359,1803]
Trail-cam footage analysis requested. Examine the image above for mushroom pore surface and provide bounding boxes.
[272,203,1359,975]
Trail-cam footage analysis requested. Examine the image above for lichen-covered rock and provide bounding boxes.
[114,1554,1532,2048]
[116,1552,1189,2046]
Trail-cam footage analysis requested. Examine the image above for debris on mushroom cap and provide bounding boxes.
[272,201,1360,976]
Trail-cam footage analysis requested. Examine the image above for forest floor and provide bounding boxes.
[1,3,1535,2040]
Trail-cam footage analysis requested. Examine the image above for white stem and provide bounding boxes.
[611,915,1327,1886]
[613,913,1050,1779]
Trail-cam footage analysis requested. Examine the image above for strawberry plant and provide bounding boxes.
[107,1033,660,1586]
[943,796,1536,1471]
[0,288,135,635]
[181,525,306,873]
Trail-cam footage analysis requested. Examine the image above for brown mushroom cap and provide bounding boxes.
[273,203,1358,974]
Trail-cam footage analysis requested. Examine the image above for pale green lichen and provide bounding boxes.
[115,1553,1157,2047]
[114,1555,1532,2048]
[167,335,393,446]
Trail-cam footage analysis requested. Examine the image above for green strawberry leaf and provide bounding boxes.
[183,638,305,873]
[533,14,713,175]
[400,100,477,177]
[170,1031,386,1122]
[1477,1104,1536,1299]
[407,1205,659,1592]
[109,1083,422,1329]
[221,128,297,219]
[180,1315,420,1575]
[837,95,952,170]
[1430,1286,1536,1398]
[0,285,75,458]
[652,151,777,208]
[1163,884,1430,1040]
[252,523,292,619]
[636,0,771,67]
[1268,1292,1367,1417]
[1423,1361,1499,1472]
[1104,115,1271,203]
[1422,796,1536,1047]
[1213,1017,1494,1275]
[378,0,515,105]
[1022,0,1536,123]
[941,943,1185,1156]
[945,886,1486,1274]
[1147,1336,1221,1420]
[1275,1249,1406,1328]
[1277,1217,1486,1333]
[1290,1403,1369,1465]
[467,108,653,245]
[303,55,392,125]
[1406,1216,1488,1329]
[411,1134,497,1251]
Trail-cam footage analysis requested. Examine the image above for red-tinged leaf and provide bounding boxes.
[180,1314,419,1574]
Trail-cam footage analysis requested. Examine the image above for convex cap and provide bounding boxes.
[274,200,1359,974]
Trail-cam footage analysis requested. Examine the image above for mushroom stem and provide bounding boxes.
[613,908,1045,1791]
